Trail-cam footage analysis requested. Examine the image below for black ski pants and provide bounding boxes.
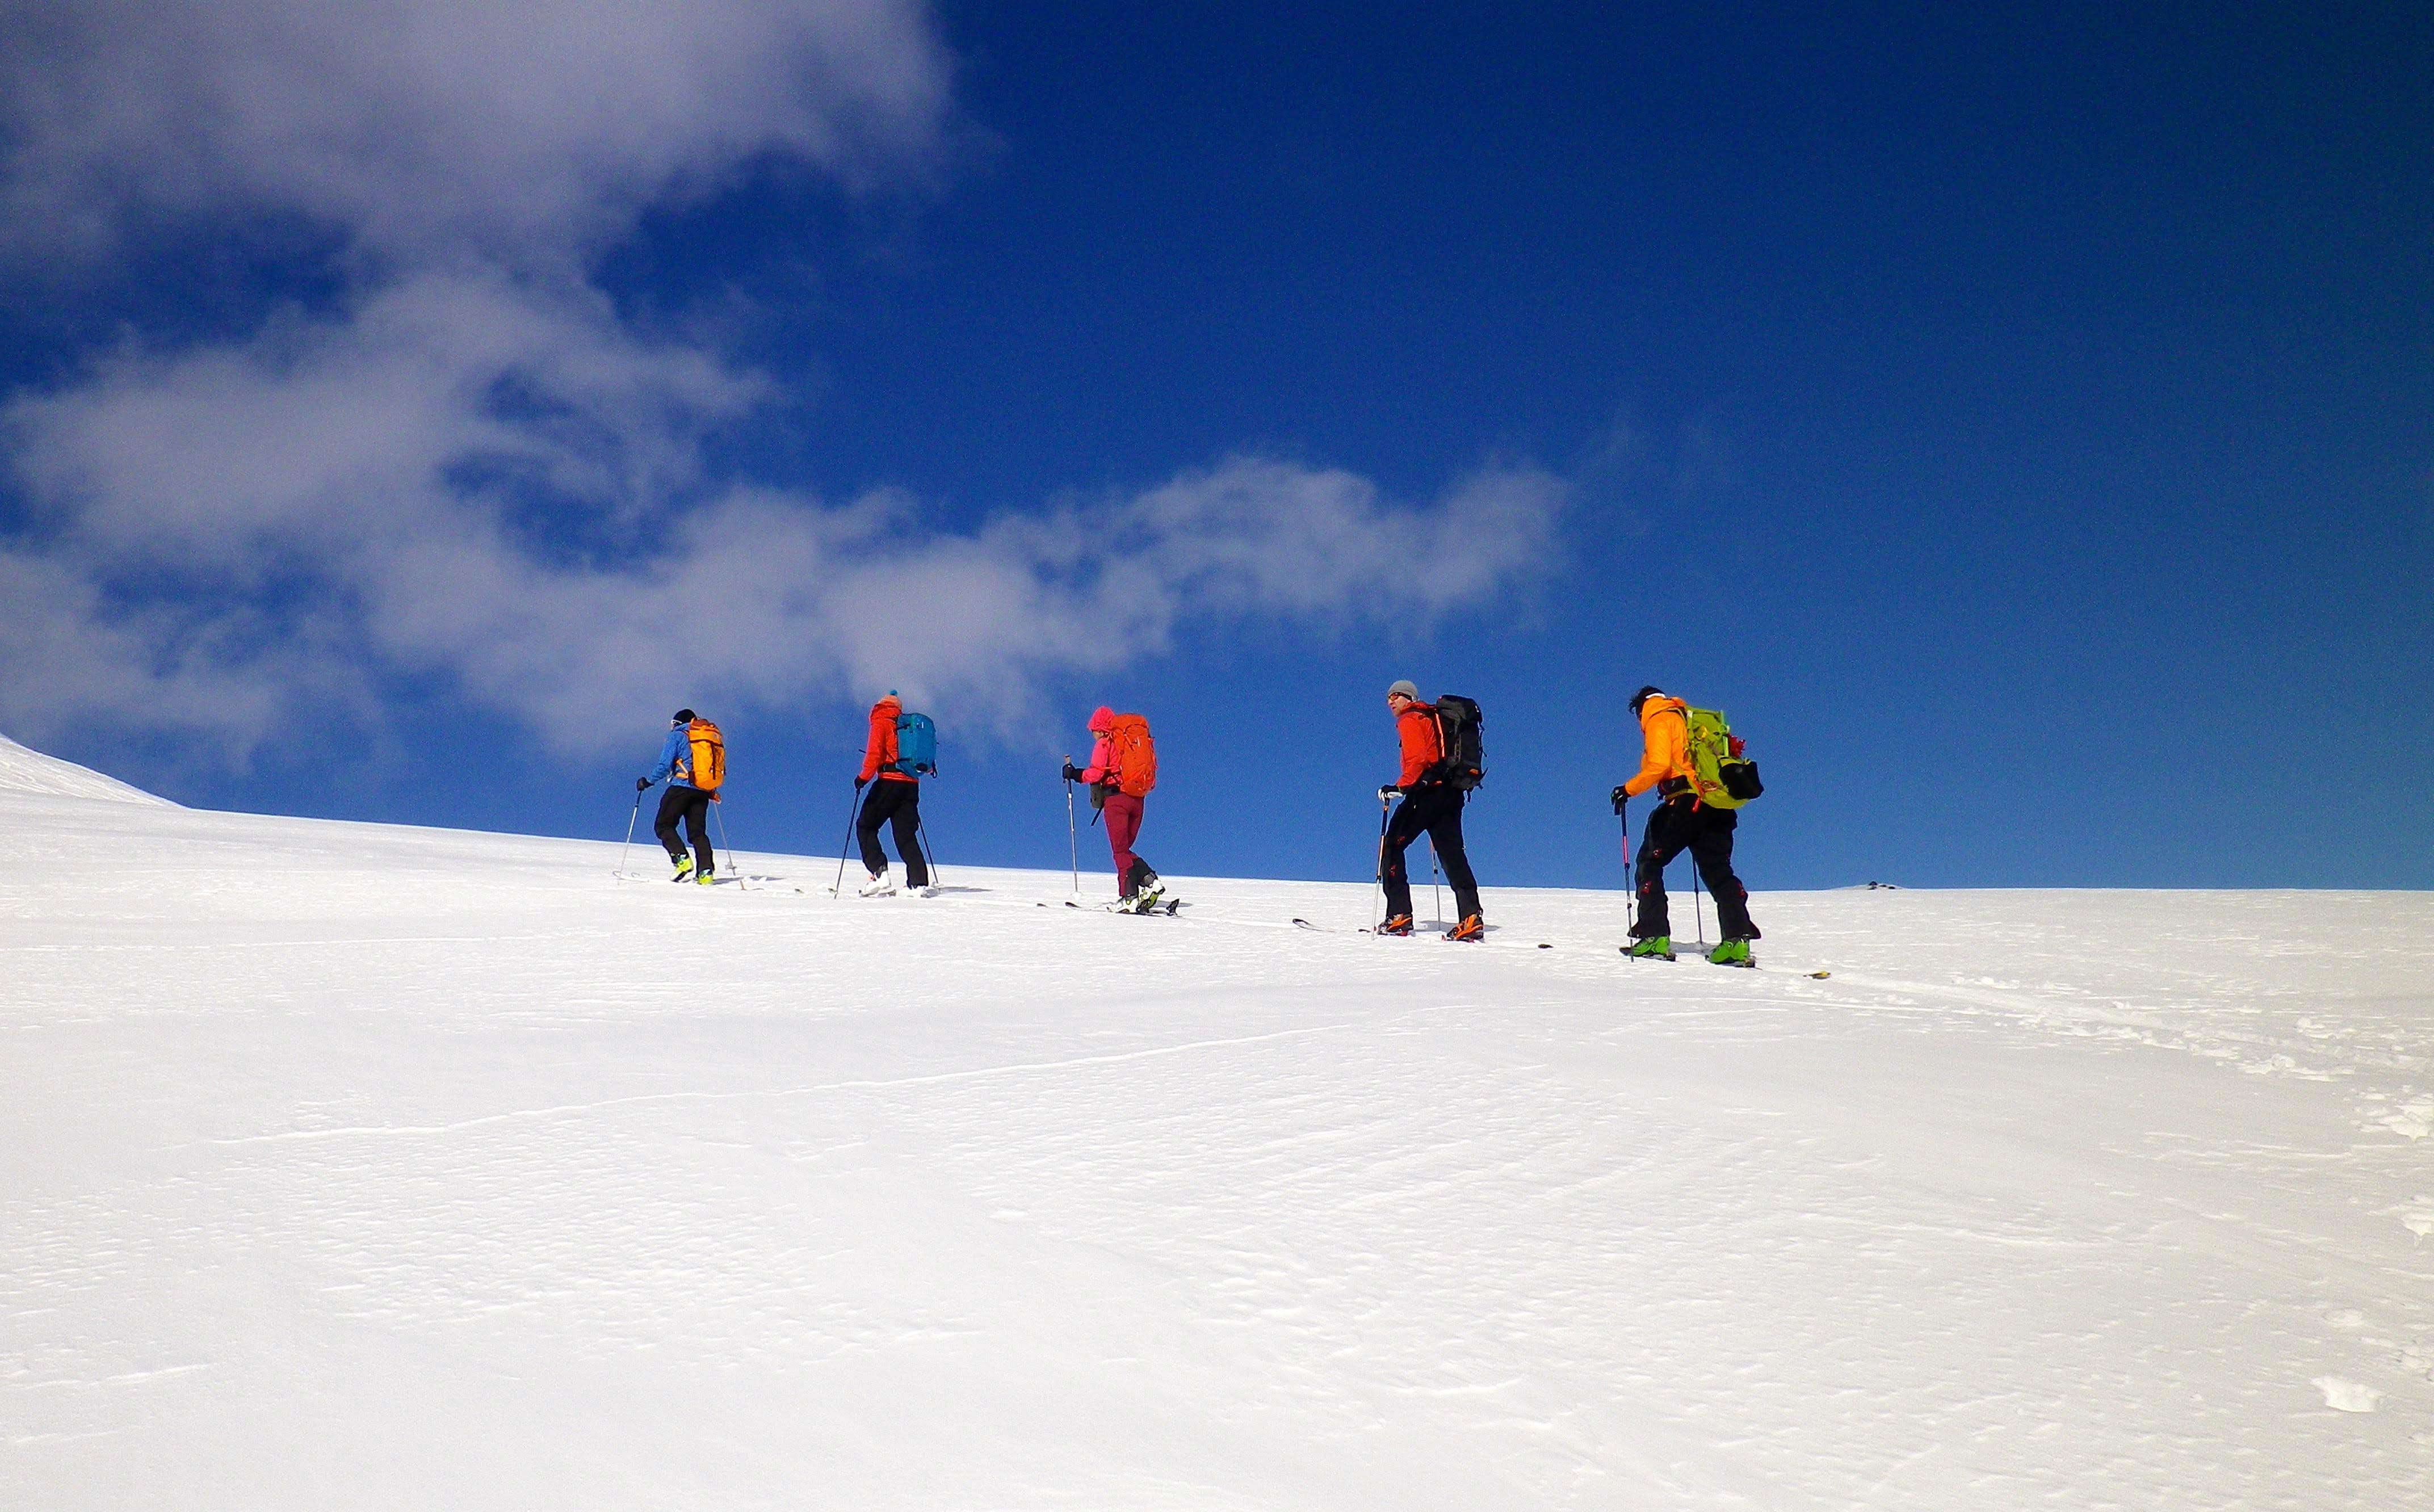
[653,786,714,873]
[1633,797,1757,942]
[856,779,929,887]
[1381,783,1482,922]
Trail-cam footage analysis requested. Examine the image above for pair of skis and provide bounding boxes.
[1066,897,1182,917]
[1291,918,1550,948]
[1294,916,1828,976]
[1623,948,1826,977]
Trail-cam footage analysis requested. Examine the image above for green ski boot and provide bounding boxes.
[1706,938,1755,968]
[1625,935,1675,961]
[695,867,716,886]
[670,854,695,883]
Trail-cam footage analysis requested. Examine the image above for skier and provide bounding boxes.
[1379,680,1484,940]
[637,708,716,884]
[1060,706,1162,910]
[1615,685,1760,964]
[853,691,929,897]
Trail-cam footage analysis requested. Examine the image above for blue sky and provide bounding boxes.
[3,1,2427,891]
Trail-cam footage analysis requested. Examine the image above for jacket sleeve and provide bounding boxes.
[1076,735,1114,785]
[646,728,685,786]
[1622,710,1683,797]
[858,711,894,782]
[1396,709,1440,788]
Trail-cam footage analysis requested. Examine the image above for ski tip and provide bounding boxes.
[1806,970,1831,979]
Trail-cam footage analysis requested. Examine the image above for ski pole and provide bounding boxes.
[711,801,748,891]
[1373,789,1392,931]
[1427,836,1442,927]
[833,784,861,898]
[1692,843,1707,949]
[916,813,942,889]
[618,790,642,876]
[1615,794,1635,935]
[1064,769,1079,894]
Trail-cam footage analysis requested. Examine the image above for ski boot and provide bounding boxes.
[1443,914,1485,942]
[858,871,896,898]
[695,866,716,886]
[670,854,695,883]
[1624,935,1675,961]
[1376,914,1415,937]
[1706,938,1755,968]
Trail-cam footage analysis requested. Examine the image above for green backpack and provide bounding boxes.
[1684,707,1765,809]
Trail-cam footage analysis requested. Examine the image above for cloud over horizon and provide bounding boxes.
[0,0,1568,763]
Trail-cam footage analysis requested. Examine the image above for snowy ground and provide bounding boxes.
[5,737,2430,1509]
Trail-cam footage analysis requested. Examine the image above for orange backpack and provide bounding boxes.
[685,718,725,798]
[1105,713,1156,797]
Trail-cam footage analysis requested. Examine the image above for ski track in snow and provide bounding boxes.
[2,764,2431,1510]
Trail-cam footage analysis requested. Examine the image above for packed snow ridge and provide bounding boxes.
[4,739,2429,1510]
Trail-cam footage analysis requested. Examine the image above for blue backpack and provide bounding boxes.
[894,711,938,776]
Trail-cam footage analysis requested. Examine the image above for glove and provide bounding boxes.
[1061,759,1080,783]
[636,776,651,793]
[1610,784,1627,814]
[854,776,868,791]
[1378,784,1401,803]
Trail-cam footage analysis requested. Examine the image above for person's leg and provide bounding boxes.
[653,787,689,860]
[1104,792,1142,896]
[891,786,929,888]
[855,787,890,876]
[1688,809,1757,939]
[1124,798,1154,888]
[1380,796,1426,919]
[1633,800,1691,939]
[1426,793,1482,919]
[684,791,714,874]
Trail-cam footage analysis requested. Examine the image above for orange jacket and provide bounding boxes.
[1395,702,1442,788]
[1622,695,1694,799]
[858,698,916,783]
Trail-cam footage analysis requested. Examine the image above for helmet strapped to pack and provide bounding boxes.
[1681,705,1761,808]
[1429,695,1485,791]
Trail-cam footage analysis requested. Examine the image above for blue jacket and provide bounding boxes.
[645,726,699,791]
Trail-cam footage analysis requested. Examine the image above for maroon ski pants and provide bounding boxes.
[1103,790,1147,896]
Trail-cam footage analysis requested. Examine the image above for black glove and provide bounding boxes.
[1061,759,1080,783]
[1610,785,1627,814]
[854,776,868,791]
[636,776,651,793]
[1378,784,1401,803]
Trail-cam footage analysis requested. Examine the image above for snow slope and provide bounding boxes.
[3,759,2429,1509]
[0,732,177,807]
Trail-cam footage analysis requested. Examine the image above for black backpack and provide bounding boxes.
[1430,695,1485,790]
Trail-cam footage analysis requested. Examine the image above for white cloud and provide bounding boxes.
[0,0,1570,762]
[0,550,351,757]
[10,270,763,568]
[3,285,1567,750]
[0,0,952,264]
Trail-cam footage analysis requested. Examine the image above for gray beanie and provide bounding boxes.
[1386,679,1419,701]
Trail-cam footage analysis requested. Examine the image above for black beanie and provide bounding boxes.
[1629,686,1663,714]
[673,708,696,724]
